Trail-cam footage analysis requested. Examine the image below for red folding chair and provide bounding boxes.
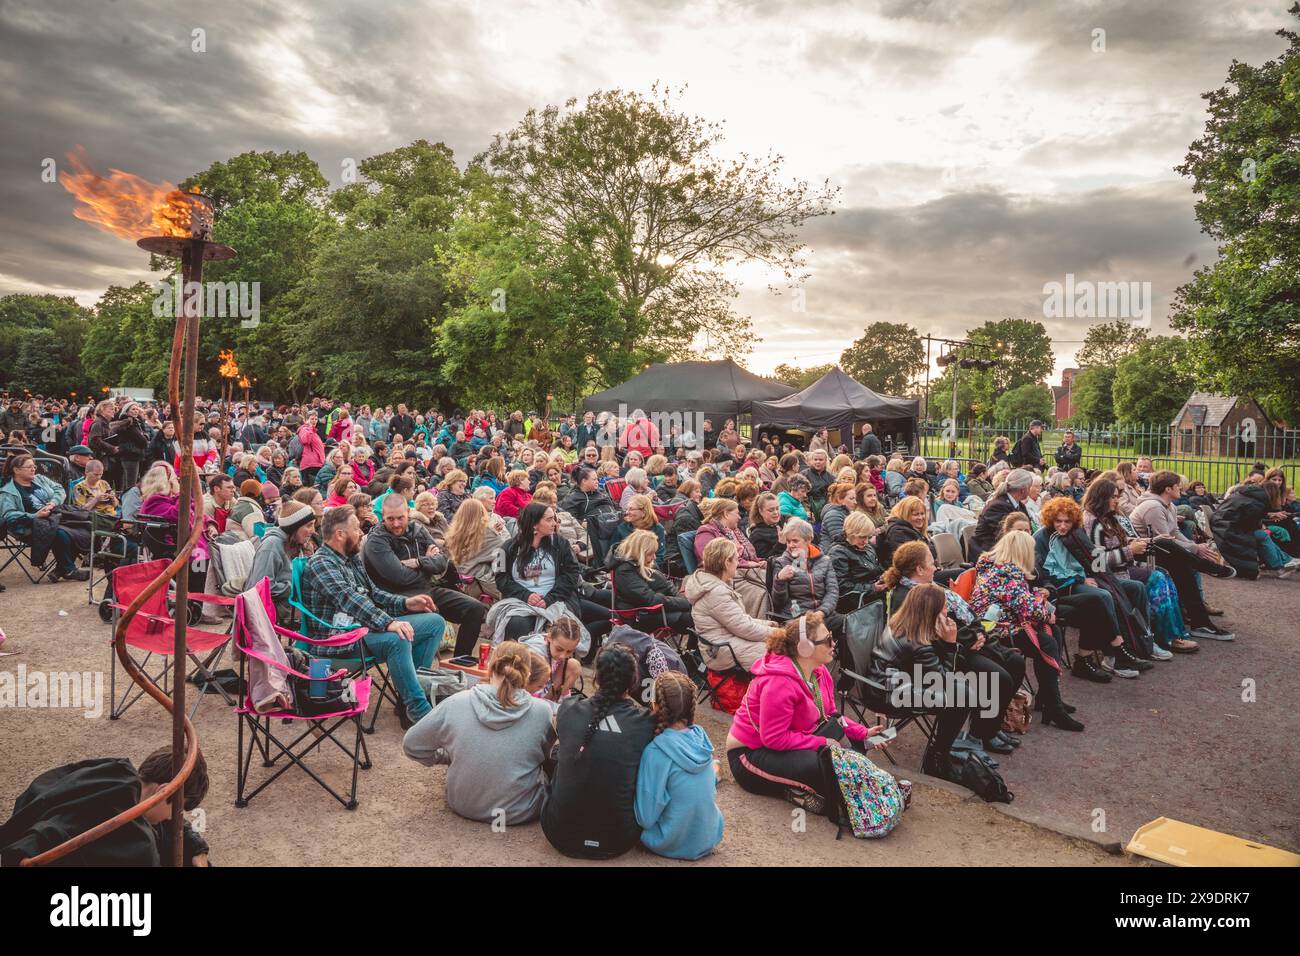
[608,577,676,644]
[234,577,372,810]
[604,478,628,504]
[107,559,236,721]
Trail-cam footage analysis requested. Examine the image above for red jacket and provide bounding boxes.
[495,486,533,519]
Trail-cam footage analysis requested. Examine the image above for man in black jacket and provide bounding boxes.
[362,494,488,656]
[1053,429,1081,470]
[856,423,882,460]
[971,469,1033,556]
[574,410,599,451]
[1010,421,1046,469]
[389,403,416,444]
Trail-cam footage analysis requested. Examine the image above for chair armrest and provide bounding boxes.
[841,668,890,695]
[187,592,236,606]
[288,625,369,648]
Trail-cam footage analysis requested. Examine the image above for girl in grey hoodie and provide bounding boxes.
[402,642,556,824]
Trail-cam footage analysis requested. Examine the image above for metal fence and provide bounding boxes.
[916,420,1300,494]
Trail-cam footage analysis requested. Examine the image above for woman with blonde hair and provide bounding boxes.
[612,529,692,633]
[609,493,665,566]
[435,468,471,522]
[685,537,785,672]
[402,641,556,824]
[1115,462,1144,516]
[446,496,510,599]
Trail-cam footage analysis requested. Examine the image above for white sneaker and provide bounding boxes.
[1149,646,1174,661]
[1279,558,1300,579]
[1101,656,1139,679]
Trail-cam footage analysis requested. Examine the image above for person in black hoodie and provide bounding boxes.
[1010,421,1046,469]
[496,502,612,643]
[543,642,656,859]
[1211,481,1285,580]
[612,529,693,633]
[560,467,615,521]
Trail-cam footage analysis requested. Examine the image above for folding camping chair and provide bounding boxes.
[288,555,396,734]
[836,598,939,768]
[960,523,976,562]
[107,559,237,721]
[607,576,675,643]
[88,512,137,616]
[234,577,372,811]
[684,630,749,707]
[0,516,60,584]
[604,478,628,505]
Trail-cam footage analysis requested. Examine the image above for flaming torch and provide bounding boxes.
[24,151,237,867]
[218,350,241,464]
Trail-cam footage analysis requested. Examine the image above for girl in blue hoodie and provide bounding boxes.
[634,672,724,860]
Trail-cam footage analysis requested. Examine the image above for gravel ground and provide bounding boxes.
[7,560,1292,865]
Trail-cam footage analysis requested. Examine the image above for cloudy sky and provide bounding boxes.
[0,0,1291,382]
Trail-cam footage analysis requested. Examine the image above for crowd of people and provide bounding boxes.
[3,393,1299,862]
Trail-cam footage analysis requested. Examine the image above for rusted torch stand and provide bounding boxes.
[20,198,235,866]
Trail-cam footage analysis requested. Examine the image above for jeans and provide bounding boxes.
[318,612,444,722]
[1254,530,1291,569]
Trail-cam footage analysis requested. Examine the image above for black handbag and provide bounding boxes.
[949,749,1014,803]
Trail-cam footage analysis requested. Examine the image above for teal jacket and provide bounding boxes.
[0,474,66,528]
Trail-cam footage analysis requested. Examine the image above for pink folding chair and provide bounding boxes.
[107,559,236,721]
[234,577,373,810]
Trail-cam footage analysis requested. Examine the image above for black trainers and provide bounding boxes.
[1072,654,1112,684]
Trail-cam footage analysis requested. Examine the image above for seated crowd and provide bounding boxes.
[4,397,1299,862]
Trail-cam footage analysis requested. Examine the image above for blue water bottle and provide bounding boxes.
[309,658,329,700]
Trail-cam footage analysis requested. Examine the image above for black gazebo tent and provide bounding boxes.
[751,367,919,449]
[582,359,795,420]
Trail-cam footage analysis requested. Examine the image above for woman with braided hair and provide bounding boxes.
[542,642,656,859]
[635,672,724,860]
[402,641,556,824]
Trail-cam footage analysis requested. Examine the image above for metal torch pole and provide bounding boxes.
[171,239,203,868]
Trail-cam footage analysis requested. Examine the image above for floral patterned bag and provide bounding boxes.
[823,746,911,839]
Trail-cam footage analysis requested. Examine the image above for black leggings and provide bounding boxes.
[502,598,613,643]
[728,746,835,804]
[1012,624,1066,711]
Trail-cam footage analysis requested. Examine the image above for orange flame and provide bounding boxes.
[60,146,203,240]
[218,350,240,379]
[238,376,251,390]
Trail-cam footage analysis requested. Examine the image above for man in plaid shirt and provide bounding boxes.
[301,504,445,727]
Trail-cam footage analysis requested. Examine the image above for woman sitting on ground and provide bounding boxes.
[403,641,556,825]
[968,529,1081,733]
[685,538,785,672]
[771,518,839,631]
[542,642,656,859]
[612,529,693,633]
[693,496,769,617]
[726,612,879,814]
[445,496,510,599]
[830,511,886,611]
[526,617,583,707]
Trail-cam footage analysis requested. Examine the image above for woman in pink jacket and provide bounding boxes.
[297,415,326,486]
[726,611,883,813]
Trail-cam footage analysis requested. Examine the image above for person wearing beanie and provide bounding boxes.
[227,478,265,542]
[248,500,317,620]
[260,482,280,524]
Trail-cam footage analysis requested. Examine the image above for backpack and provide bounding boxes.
[821,746,911,839]
[287,434,303,464]
[947,748,1014,803]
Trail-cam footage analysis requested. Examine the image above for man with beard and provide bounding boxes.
[299,505,445,729]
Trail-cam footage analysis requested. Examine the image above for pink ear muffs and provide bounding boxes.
[796,614,814,657]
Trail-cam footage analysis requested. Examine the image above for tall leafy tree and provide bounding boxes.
[928,318,1054,422]
[481,86,837,384]
[0,294,90,391]
[1172,5,1300,421]
[1070,366,1118,426]
[1075,320,1148,369]
[293,141,462,407]
[993,382,1055,425]
[1112,337,1199,424]
[839,321,925,395]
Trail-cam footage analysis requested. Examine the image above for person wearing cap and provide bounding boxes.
[1011,420,1046,470]
[66,445,94,484]
[248,500,317,620]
